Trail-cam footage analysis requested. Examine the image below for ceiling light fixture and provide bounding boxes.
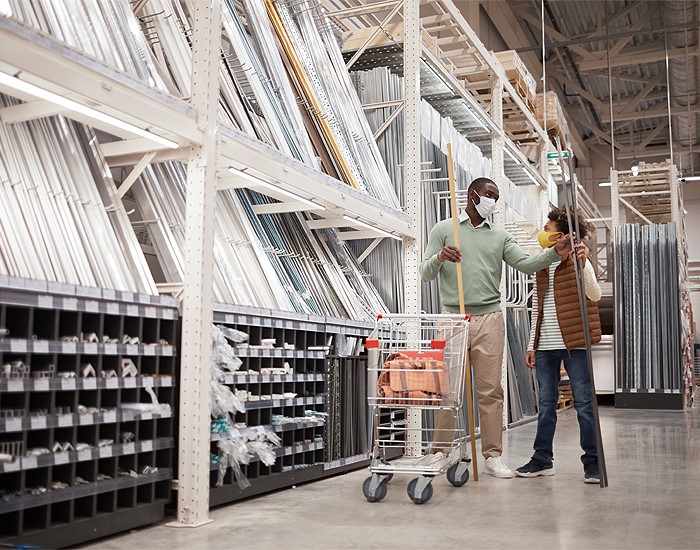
[521,167,541,186]
[341,215,401,240]
[228,167,324,210]
[504,148,521,165]
[461,101,489,132]
[598,181,612,187]
[0,71,179,149]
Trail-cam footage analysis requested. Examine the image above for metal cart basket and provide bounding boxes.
[363,313,471,504]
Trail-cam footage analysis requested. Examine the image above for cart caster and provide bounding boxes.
[363,476,388,503]
[406,477,433,504]
[446,461,470,487]
[384,473,394,483]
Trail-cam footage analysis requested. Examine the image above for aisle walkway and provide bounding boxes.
[83,404,700,549]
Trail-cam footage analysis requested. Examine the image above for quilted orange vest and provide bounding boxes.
[533,257,602,351]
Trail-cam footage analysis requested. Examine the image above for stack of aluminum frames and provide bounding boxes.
[0,94,156,293]
[613,223,682,393]
[1,0,399,317]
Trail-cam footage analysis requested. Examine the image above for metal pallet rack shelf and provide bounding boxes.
[0,3,414,527]
[0,276,178,548]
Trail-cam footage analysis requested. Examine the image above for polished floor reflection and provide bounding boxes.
[82,404,699,549]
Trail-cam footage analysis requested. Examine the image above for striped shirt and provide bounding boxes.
[527,260,601,351]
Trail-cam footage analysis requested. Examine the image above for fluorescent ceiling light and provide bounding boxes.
[598,181,612,187]
[681,176,700,182]
[521,167,540,186]
[504,148,521,165]
[461,101,489,132]
[0,71,179,149]
[341,215,401,240]
[228,167,323,210]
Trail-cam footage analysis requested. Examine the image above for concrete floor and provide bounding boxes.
[82,403,700,549]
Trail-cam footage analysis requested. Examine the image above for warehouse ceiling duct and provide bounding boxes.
[662,0,697,172]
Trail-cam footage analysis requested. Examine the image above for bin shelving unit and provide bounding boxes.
[0,276,178,548]
[201,304,374,507]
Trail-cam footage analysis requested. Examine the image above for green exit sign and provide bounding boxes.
[547,151,570,159]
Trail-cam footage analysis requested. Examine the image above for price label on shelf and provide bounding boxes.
[35,379,49,392]
[5,419,21,432]
[101,446,113,458]
[30,417,47,430]
[64,298,78,311]
[34,341,49,354]
[54,453,69,465]
[106,303,119,315]
[58,414,72,427]
[10,340,27,353]
[123,443,135,455]
[38,295,54,309]
[84,343,98,354]
[145,307,156,318]
[126,305,138,317]
[84,378,97,390]
[85,300,99,313]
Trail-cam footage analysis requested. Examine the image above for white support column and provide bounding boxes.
[539,145,551,222]
[172,0,221,528]
[403,0,422,316]
[669,164,680,227]
[610,168,620,227]
[489,75,510,428]
[403,0,422,457]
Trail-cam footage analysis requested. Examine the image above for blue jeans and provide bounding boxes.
[532,349,597,466]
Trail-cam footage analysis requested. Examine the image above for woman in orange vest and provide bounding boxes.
[514,207,602,484]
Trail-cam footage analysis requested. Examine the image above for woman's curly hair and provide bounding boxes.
[547,207,593,240]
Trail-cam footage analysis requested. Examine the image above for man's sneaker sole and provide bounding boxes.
[483,468,514,479]
[514,467,556,478]
[584,476,600,484]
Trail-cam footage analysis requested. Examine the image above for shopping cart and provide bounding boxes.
[363,313,471,504]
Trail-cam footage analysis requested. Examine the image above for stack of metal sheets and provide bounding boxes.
[614,223,682,391]
[0,94,157,293]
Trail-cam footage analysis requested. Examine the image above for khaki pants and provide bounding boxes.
[434,311,505,459]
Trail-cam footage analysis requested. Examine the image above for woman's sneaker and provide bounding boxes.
[584,463,600,484]
[514,458,555,477]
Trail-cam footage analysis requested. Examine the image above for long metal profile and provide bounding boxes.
[556,141,608,488]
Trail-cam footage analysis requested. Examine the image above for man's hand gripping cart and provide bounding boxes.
[363,313,472,504]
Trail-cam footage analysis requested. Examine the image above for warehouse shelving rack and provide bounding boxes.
[0,275,178,548]
[189,304,374,507]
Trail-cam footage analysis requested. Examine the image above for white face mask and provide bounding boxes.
[473,192,497,219]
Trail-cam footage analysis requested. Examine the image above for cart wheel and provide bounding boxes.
[363,476,387,503]
[446,461,470,487]
[406,477,433,505]
[384,473,394,483]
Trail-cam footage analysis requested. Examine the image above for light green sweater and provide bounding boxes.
[420,212,560,315]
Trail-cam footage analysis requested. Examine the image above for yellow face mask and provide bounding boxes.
[537,230,563,249]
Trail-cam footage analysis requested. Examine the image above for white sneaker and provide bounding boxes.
[483,456,514,479]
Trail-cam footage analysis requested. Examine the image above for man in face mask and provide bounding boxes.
[420,177,572,479]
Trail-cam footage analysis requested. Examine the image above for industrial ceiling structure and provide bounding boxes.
[477,0,699,179]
